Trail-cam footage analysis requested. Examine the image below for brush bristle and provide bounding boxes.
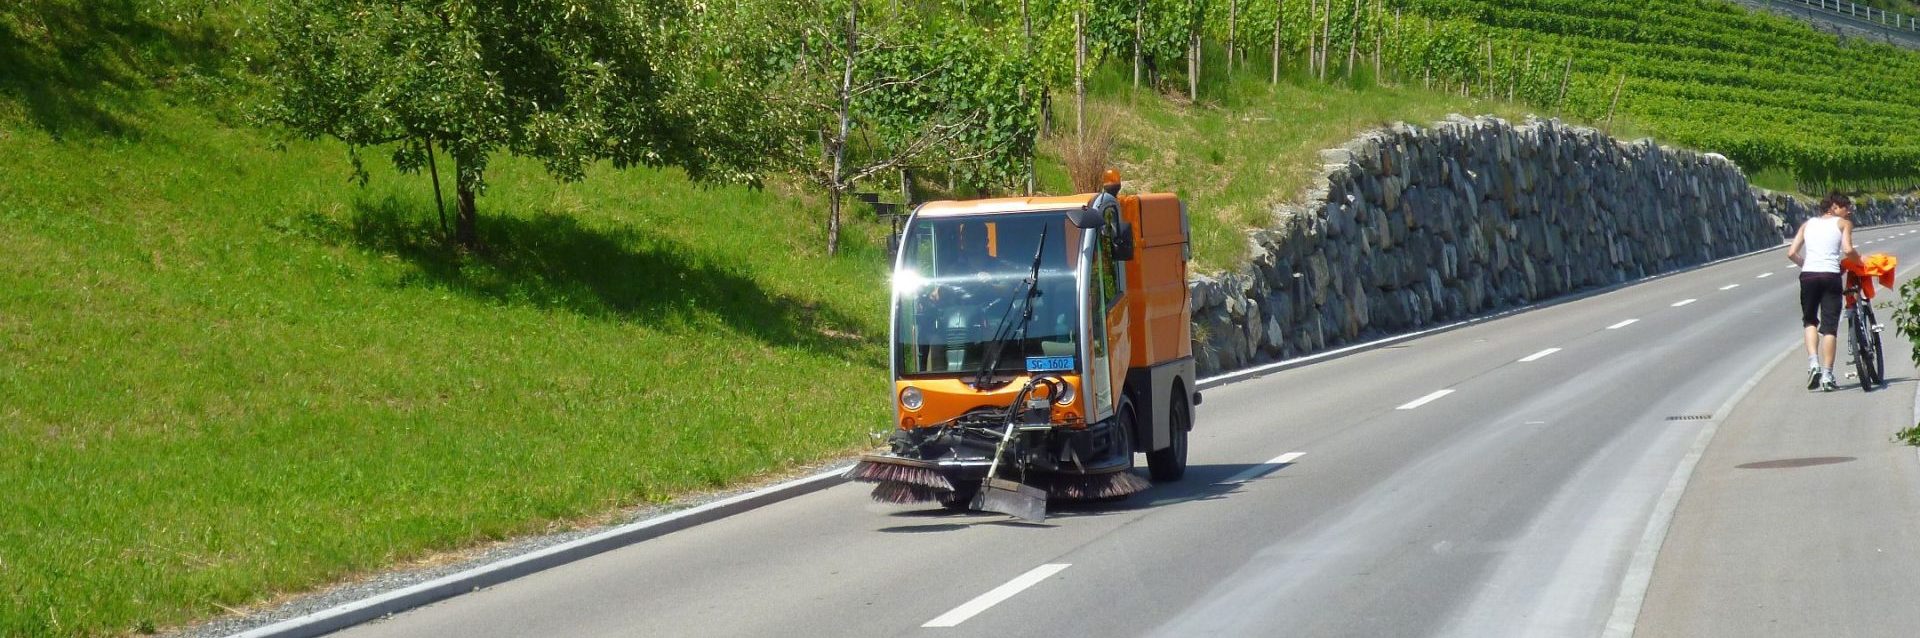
[869,481,945,504]
[844,458,954,491]
[1051,472,1151,500]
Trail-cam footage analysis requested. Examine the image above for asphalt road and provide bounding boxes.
[335,225,1920,638]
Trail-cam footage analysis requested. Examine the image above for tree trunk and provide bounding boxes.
[828,3,858,256]
[827,188,844,256]
[425,137,447,236]
[455,179,478,250]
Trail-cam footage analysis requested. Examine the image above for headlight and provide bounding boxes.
[899,386,923,411]
[1055,382,1075,406]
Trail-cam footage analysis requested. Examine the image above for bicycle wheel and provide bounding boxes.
[1864,305,1886,387]
[1850,310,1873,392]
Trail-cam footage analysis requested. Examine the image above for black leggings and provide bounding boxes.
[1800,272,1843,336]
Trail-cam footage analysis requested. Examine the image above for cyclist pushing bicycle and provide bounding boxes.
[1787,192,1860,392]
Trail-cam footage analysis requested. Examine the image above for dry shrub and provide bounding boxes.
[1059,118,1116,194]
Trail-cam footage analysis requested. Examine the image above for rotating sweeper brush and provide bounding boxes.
[844,456,954,504]
[1048,470,1150,501]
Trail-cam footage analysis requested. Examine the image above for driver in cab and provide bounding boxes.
[930,224,1017,303]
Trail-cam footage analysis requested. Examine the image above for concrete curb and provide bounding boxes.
[229,465,850,638]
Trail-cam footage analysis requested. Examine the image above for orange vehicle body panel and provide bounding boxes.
[895,376,1087,430]
[1121,193,1193,368]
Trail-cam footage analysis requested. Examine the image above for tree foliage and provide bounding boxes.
[258,0,777,248]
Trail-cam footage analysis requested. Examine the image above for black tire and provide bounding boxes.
[1147,392,1190,482]
[1865,306,1887,387]
[1851,314,1874,392]
[1871,332,1886,386]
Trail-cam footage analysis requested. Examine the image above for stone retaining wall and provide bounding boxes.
[1190,115,1920,376]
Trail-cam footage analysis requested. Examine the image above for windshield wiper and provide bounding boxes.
[971,225,1048,390]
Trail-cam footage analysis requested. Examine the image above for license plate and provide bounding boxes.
[1025,356,1074,372]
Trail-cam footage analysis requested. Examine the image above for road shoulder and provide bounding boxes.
[1636,336,1920,637]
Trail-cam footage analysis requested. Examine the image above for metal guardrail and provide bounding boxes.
[1764,0,1920,32]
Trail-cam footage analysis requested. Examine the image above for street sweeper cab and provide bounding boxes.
[847,171,1199,520]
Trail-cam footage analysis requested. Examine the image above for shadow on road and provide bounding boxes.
[875,462,1298,530]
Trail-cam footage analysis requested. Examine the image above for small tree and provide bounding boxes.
[778,1,1039,255]
[259,0,774,249]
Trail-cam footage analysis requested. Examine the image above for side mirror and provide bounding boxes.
[1067,194,1113,231]
[1112,221,1135,261]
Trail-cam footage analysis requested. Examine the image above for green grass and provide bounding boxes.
[0,95,894,635]
[1899,424,1920,446]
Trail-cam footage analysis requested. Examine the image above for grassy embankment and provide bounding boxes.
[1,4,1604,636]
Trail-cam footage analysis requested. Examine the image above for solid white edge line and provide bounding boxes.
[1607,319,1639,330]
[1216,452,1307,485]
[1396,389,1455,411]
[1719,284,1740,290]
[922,564,1072,628]
[228,464,852,638]
[1518,347,1562,362]
[1600,342,1798,638]
[1671,298,1696,307]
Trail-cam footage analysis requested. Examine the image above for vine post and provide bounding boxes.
[1346,0,1358,75]
[1272,0,1284,84]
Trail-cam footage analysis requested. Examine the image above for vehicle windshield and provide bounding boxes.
[893,212,1082,377]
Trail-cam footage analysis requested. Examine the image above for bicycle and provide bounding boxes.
[1842,269,1887,392]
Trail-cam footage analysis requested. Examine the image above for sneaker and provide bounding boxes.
[1808,366,1823,390]
[1821,373,1838,392]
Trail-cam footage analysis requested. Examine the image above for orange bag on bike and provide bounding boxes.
[1842,253,1898,300]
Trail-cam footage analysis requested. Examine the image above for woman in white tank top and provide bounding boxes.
[1787,192,1859,391]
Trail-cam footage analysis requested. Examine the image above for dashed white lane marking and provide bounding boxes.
[1671,298,1697,307]
[1719,284,1740,290]
[1608,319,1639,330]
[1518,347,1562,362]
[1757,272,1773,279]
[923,564,1072,627]
[1397,389,1455,411]
[1216,452,1307,485]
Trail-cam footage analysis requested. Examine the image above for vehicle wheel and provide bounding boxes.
[940,481,980,511]
[1148,392,1189,482]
